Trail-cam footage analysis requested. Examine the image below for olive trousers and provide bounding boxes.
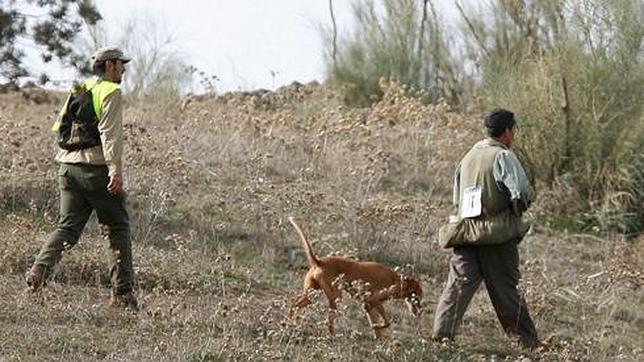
[432,241,538,348]
[33,163,134,295]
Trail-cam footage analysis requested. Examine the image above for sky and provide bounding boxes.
[92,0,357,92]
[17,0,464,93]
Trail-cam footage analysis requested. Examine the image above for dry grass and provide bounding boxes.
[0,82,642,361]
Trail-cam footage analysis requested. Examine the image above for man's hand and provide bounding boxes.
[107,173,123,195]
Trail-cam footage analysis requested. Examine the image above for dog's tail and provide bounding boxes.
[289,217,320,268]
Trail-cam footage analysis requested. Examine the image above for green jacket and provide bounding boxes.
[439,139,530,248]
[52,78,124,176]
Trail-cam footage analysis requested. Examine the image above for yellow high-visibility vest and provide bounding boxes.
[52,79,120,132]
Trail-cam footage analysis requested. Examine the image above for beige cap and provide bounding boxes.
[91,46,131,63]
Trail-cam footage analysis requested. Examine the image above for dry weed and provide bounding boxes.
[0,83,641,361]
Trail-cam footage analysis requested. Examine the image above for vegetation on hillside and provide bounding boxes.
[0,0,641,360]
[1,81,642,361]
[80,14,192,100]
[325,0,644,235]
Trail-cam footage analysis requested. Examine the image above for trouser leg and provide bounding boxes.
[33,165,92,273]
[479,242,539,348]
[82,165,134,295]
[432,246,483,339]
[105,220,132,295]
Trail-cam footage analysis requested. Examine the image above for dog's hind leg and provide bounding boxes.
[318,278,340,335]
[374,304,391,329]
[363,303,383,338]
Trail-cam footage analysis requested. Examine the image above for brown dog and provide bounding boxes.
[284,217,423,338]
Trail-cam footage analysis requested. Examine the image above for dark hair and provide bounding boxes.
[484,108,515,137]
[92,60,107,75]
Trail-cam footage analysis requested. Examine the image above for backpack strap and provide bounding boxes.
[86,79,120,119]
[51,79,120,133]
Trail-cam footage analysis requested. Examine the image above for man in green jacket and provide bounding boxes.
[432,109,539,348]
[26,46,138,311]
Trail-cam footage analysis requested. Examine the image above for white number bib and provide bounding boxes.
[461,186,482,218]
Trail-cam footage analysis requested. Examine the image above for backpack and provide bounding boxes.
[54,82,101,151]
[437,209,530,248]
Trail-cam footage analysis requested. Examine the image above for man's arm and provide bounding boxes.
[97,89,124,194]
[493,150,532,215]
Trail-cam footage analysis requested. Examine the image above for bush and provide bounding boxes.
[461,0,644,233]
[324,0,461,106]
[327,0,643,234]
[79,14,192,101]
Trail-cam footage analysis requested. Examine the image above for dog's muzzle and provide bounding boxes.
[406,295,422,317]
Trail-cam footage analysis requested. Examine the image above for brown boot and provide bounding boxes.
[110,291,139,311]
[25,264,47,292]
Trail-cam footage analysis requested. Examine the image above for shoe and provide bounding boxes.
[431,334,454,343]
[110,291,139,311]
[25,264,47,292]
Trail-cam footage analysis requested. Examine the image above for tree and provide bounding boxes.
[328,0,643,232]
[0,0,101,84]
[324,0,462,106]
[455,0,643,232]
[328,0,338,71]
[78,14,192,100]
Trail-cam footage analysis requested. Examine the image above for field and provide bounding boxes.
[0,82,642,361]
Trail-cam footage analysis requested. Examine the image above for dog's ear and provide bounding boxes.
[402,276,416,285]
[402,277,422,295]
[401,276,413,290]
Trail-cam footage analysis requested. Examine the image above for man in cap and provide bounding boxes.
[26,46,138,310]
[432,109,539,348]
